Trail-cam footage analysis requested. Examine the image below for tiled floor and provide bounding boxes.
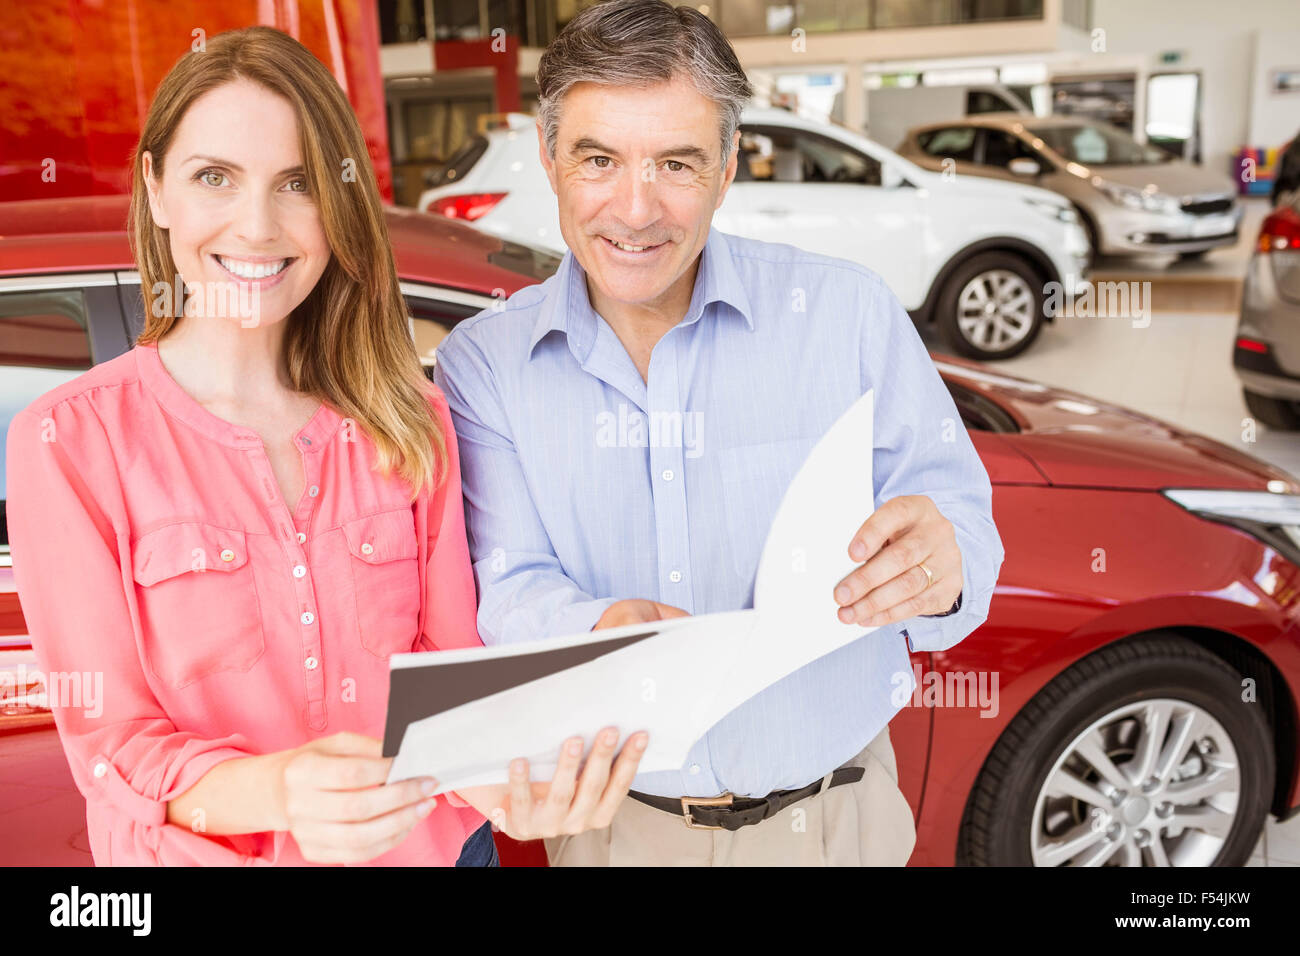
[918,195,1300,865]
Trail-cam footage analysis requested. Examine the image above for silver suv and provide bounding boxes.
[898,113,1242,261]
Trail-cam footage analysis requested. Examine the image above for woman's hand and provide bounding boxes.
[453,726,647,840]
[278,732,440,864]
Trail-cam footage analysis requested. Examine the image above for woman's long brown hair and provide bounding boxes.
[129,25,446,497]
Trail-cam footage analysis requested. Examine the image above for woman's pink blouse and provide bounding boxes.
[5,342,487,865]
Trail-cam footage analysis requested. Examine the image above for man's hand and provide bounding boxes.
[593,599,689,629]
[833,494,962,627]
[452,727,647,840]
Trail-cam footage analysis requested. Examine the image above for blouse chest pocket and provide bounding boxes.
[341,508,421,659]
[131,522,266,689]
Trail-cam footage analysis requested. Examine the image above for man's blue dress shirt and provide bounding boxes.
[434,227,1004,798]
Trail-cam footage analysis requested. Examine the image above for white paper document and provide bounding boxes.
[384,389,878,791]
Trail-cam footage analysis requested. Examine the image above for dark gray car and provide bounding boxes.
[1234,191,1300,428]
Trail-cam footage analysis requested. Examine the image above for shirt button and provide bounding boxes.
[661,469,674,481]
[219,549,235,562]
[361,542,374,555]
[304,656,318,670]
[669,570,682,583]
[308,485,319,498]
[293,565,307,578]
[688,764,701,775]
[297,532,307,544]
[92,762,107,778]
[301,611,315,625]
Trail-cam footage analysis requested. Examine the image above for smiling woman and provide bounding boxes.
[128,32,440,489]
[6,24,648,868]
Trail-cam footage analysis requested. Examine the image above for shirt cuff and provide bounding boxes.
[902,534,976,653]
[86,746,249,829]
[555,596,620,637]
[921,590,962,618]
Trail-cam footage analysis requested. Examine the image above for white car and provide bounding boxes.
[419,109,1090,359]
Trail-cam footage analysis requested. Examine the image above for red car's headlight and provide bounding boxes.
[1162,488,1300,568]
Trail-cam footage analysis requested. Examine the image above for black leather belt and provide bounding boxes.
[628,765,866,831]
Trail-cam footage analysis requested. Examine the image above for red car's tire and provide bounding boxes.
[960,634,1275,867]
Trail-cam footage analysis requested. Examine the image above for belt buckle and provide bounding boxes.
[680,793,733,830]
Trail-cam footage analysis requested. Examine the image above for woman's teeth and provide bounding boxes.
[217,255,290,279]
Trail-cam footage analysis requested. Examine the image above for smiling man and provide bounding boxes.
[434,0,1005,866]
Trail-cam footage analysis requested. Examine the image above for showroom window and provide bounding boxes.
[717,0,1043,37]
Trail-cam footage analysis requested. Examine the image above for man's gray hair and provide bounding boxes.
[536,0,753,164]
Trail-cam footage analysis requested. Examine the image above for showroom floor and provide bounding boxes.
[920,195,1299,865]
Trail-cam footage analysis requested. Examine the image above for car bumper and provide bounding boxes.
[1045,223,1092,307]
[1063,221,1092,276]
[1097,203,1243,255]
[1233,254,1300,399]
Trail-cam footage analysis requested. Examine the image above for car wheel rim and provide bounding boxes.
[956,269,1035,351]
[1029,698,1241,867]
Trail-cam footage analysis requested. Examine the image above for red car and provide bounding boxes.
[3,195,1299,867]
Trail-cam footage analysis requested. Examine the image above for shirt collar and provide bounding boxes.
[527,227,755,361]
[135,341,342,451]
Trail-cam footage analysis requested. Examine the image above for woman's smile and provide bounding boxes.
[211,253,297,288]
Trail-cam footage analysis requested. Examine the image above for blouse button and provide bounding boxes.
[293,565,307,578]
[297,532,307,544]
[304,656,319,670]
[301,611,315,626]
[308,485,320,498]
[220,549,236,562]
[361,542,374,556]
[92,762,108,778]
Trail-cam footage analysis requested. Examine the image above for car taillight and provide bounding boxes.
[1257,206,1300,253]
[429,192,507,222]
[1258,205,1300,304]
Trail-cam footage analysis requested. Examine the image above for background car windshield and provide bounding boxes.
[432,134,488,187]
[1027,123,1172,166]
[917,126,978,161]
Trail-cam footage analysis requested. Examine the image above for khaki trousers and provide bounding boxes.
[544,725,916,866]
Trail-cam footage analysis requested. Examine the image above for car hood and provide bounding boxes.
[933,355,1300,492]
[1089,161,1235,199]
[911,166,1070,209]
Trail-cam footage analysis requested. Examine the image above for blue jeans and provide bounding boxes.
[454,821,500,867]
